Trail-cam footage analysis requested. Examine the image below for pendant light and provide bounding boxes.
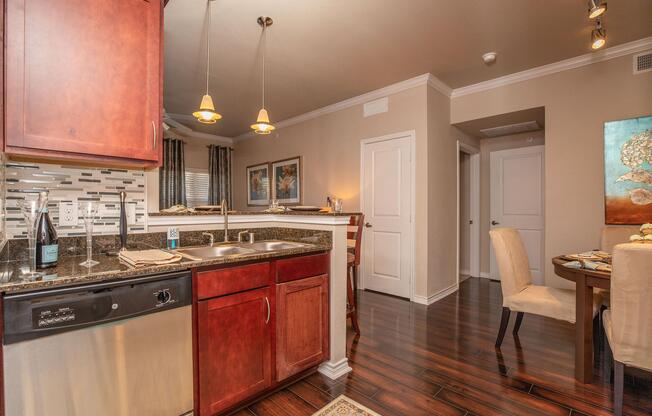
[591,19,606,50]
[588,0,607,19]
[193,0,222,124]
[251,16,275,135]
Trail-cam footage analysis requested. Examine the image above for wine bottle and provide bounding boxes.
[36,192,59,268]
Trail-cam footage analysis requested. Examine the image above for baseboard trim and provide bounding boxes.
[318,358,352,380]
[413,283,459,306]
[479,272,492,279]
[459,269,470,276]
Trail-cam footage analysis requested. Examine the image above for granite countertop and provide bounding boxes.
[0,242,329,295]
[149,210,359,217]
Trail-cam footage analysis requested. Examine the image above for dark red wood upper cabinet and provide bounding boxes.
[276,274,329,381]
[197,287,273,416]
[4,0,162,164]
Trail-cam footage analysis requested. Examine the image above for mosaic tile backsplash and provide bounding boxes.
[5,161,147,238]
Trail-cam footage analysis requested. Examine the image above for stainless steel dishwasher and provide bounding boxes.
[3,271,194,416]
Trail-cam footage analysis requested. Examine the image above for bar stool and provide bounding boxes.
[347,214,364,334]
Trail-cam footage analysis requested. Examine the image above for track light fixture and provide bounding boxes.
[588,0,607,19]
[591,19,606,50]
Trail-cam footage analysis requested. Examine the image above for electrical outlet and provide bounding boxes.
[59,202,78,227]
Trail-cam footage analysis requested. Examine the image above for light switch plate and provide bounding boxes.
[59,202,78,227]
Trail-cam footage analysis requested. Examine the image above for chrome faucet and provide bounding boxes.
[237,230,250,243]
[221,199,229,243]
[202,232,214,246]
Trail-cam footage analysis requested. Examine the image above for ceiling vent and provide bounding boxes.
[633,51,652,74]
[480,121,541,138]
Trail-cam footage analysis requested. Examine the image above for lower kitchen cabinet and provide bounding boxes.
[276,274,329,381]
[194,253,330,415]
[196,287,272,416]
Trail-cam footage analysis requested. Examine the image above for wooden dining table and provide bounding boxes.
[552,256,610,384]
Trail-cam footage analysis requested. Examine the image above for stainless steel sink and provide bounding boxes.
[247,240,307,251]
[175,245,256,259]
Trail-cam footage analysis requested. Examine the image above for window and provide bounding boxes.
[185,169,209,208]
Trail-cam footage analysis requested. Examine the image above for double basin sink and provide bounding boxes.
[174,240,309,260]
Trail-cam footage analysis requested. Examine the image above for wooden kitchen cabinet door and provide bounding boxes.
[4,0,162,163]
[197,288,272,416]
[276,274,329,381]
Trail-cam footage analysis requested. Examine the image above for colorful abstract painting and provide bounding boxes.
[604,115,652,224]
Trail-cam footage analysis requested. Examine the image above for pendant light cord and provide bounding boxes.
[205,0,211,95]
[262,21,266,109]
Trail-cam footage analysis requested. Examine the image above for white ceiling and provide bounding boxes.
[163,0,652,137]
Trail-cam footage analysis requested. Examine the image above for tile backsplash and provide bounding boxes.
[5,161,147,238]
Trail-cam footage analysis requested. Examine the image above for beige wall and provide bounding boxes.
[426,87,473,296]
[233,85,435,298]
[451,54,652,288]
[479,131,545,275]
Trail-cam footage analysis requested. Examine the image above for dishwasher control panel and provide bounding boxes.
[35,307,77,328]
[3,271,191,344]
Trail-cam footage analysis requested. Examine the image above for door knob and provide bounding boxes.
[491,220,500,226]
[365,223,372,228]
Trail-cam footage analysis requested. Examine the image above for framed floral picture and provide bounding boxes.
[246,163,270,206]
[271,157,302,205]
[604,115,652,224]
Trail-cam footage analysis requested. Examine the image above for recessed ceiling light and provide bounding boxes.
[591,20,606,50]
[588,0,607,19]
[482,52,497,65]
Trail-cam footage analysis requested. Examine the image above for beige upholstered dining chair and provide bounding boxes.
[490,227,603,348]
[600,226,639,252]
[603,243,652,416]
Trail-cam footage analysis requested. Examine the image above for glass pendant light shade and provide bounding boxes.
[251,108,275,134]
[588,0,607,19]
[193,94,222,124]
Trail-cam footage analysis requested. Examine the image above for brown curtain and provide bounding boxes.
[159,138,187,209]
[208,145,232,207]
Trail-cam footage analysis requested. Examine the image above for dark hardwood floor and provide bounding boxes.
[237,278,652,416]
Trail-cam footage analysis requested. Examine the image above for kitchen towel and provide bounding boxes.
[119,249,183,268]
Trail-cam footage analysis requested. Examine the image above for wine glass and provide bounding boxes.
[18,197,47,280]
[79,202,100,268]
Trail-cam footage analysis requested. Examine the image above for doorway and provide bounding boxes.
[360,131,415,299]
[457,141,480,285]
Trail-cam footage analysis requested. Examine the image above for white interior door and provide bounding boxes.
[490,146,545,284]
[361,133,413,298]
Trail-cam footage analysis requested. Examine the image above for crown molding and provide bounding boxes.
[236,73,449,141]
[451,36,652,98]
[164,113,235,145]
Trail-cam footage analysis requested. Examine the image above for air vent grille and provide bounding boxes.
[633,51,652,74]
[480,121,541,138]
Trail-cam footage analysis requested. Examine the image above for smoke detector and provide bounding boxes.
[482,52,497,65]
